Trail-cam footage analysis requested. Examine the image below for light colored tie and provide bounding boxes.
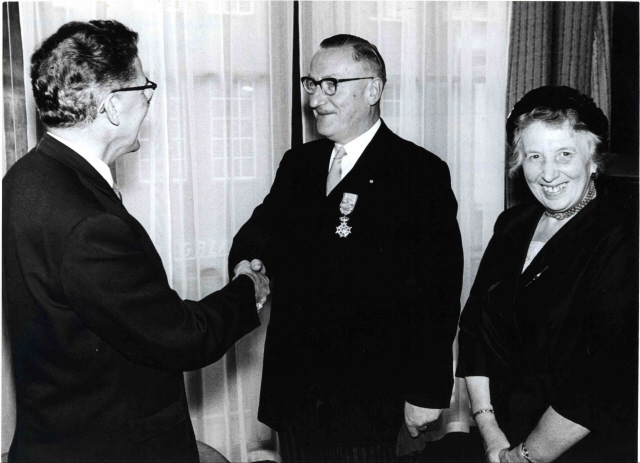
[326,145,347,196]
[112,182,123,202]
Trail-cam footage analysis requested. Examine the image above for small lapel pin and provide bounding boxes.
[525,266,548,287]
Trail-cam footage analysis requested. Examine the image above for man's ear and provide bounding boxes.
[367,78,384,106]
[100,94,120,126]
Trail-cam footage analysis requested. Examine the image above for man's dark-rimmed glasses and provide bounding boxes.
[111,79,157,102]
[301,76,374,96]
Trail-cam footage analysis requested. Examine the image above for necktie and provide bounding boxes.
[112,182,123,202]
[326,145,347,196]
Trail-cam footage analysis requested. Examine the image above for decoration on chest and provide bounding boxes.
[336,193,358,238]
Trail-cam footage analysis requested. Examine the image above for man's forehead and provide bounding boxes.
[309,47,364,77]
[132,56,148,82]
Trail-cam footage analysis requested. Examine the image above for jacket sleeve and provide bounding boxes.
[402,158,464,408]
[228,149,295,277]
[61,213,260,372]
[455,212,509,379]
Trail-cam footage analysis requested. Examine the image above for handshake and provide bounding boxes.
[233,259,270,312]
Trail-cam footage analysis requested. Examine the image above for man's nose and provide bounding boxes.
[309,85,326,109]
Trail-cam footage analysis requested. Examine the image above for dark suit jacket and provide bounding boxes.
[457,179,638,460]
[229,121,463,442]
[3,134,260,462]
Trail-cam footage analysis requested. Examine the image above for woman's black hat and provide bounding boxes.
[506,86,609,146]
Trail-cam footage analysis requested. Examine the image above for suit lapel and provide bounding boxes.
[506,211,543,370]
[493,205,543,283]
[500,203,601,371]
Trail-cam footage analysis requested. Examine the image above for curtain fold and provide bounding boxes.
[505,1,612,208]
[2,2,24,451]
[2,1,27,174]
[299,0,511,442]
[10,2,292,460]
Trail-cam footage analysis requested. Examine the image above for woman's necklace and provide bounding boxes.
[544,179,596,220]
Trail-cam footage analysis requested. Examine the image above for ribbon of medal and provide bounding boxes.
[336,193,358,238]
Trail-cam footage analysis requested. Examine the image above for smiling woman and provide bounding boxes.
[457,86,638,462]
[520,121,597,215]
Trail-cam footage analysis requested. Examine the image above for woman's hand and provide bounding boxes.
[464,377,512,463]
[497,446,527,462]
[484,435,510,462]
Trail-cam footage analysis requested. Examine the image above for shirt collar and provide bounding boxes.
[340,118,381,157]
[47,132,114,187]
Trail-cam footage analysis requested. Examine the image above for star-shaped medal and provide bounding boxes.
[336,216,351,238]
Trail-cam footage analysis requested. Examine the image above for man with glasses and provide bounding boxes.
[3,20,268,462]
[229,34,463,461]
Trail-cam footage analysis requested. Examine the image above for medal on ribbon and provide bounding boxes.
[336,193,358,238]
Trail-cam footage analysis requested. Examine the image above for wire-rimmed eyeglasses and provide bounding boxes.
[301,76,374,96]
[111,79,157,103]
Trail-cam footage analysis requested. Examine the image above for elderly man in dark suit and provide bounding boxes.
[229,34,464,461]
[3,20,269,462]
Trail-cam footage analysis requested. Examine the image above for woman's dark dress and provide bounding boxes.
[456,179,638,461]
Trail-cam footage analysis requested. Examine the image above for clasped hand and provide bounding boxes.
[495,447,526,463]
[233,259,269,311]
[484,438,516,462]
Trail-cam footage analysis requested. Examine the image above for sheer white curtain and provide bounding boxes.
[6,2,293,460]
[300,1,511,441]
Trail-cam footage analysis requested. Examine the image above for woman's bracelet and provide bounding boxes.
[520,441,536,463]
[472,408,494,419]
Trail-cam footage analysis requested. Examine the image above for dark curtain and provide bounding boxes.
[3,1,27,174]
[505,2,616,208]
[609,2,639,185]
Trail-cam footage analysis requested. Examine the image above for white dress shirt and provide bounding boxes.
[328,118,381,179]
[47,132,115,188]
